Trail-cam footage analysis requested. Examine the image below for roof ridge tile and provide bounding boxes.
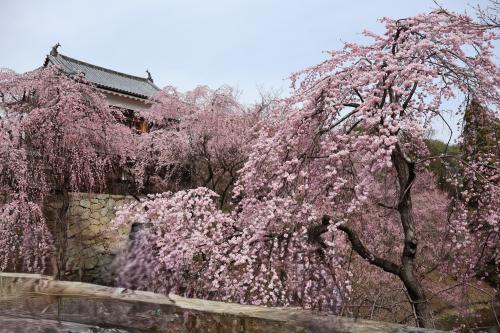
[44,53,160,99]
[58,54,151,82]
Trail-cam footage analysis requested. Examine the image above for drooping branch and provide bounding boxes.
[337,222,401,275]
[316,215,401,275]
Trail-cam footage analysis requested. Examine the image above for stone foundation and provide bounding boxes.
[45,192,135,284]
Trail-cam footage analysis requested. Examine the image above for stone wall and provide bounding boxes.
[45,192,135,284]
[1,272,443,333]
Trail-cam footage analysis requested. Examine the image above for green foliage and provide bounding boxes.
[424,139,459,190]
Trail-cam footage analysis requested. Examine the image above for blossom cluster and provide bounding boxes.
[113,10,498,322]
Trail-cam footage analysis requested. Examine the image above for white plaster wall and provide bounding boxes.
[104,93,152,112]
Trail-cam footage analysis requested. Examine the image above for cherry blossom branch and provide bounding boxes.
[402,81,418,111]
[336,222,401,275]
[415,154,456,165]
[319,107,359,134]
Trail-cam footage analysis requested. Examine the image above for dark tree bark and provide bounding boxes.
[392,145,433,328]
[333,144,434,328]
[55,186,70,280]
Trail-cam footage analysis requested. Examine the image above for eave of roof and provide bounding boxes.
[44,53,160,100]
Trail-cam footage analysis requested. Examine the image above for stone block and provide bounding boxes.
[100,207,108,217]
[100,216,111,224]
[73,206,91,216]
[69,206,81,216]
[81,210,91,219]
[67,226,81,238]
[82,224,101,238]
[80,199,91,208]
[92,244,106,252]
[90,211,102,220]
[91,203,104,210]
[107,198,116,208]
[78,218,91,229]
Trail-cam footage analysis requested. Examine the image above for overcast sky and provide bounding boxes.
[0,0,496,140]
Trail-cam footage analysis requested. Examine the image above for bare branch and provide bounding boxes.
[319,107,359,134]
[402,81,418,111]
[337,223,401,275]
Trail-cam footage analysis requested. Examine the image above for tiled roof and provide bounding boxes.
[44,53,160,99]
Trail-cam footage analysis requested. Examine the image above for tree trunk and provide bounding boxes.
[56,187,70,280]
[392,146,433,328]
[334,145,434,328]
